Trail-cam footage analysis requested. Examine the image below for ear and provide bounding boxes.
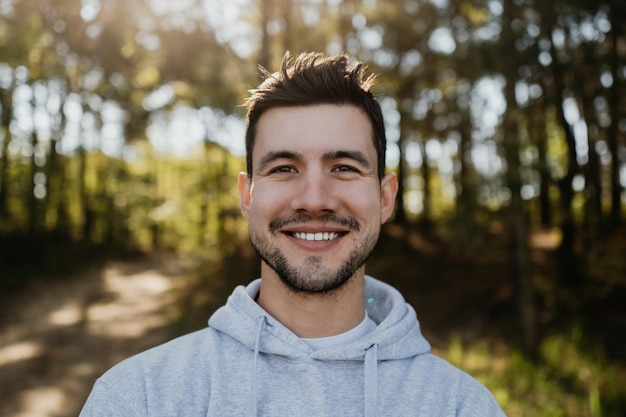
[380,172,398,224]
[237,172,251,218]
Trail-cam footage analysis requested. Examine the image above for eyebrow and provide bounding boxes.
[323,150,373,170]
[256,151,303,173]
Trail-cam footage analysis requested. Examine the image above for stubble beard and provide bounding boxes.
[249,218,379,294]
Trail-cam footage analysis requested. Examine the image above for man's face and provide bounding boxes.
[238,104,397,294]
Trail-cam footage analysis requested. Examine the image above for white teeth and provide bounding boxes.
[294,232,339,241]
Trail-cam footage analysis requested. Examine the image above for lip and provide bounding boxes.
[283,229,348,238]
[281,227,348,249]
[280,222,348,236]
[282,224,348,233]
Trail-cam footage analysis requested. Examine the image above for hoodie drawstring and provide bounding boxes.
[249,316,378,417]
[250,316,266,417]
[364,344,379,417]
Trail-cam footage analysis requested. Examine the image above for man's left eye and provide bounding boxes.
[334,165,359,173]
[271,166,297,174]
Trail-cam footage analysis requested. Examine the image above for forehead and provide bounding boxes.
[253,104,375,158]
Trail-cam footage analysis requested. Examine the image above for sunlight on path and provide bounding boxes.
[88,267,175,338]
[0,254,185,417]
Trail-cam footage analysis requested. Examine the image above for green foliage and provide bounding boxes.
[586,228,626,288]
[435,204,508,260]
[442,326,626,417]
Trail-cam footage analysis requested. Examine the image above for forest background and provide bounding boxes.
[0,0,625,416]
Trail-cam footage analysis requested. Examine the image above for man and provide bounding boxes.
[80,52,506,416]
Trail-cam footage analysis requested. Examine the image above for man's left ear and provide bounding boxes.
[380,172,398,224]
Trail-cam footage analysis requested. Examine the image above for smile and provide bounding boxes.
[292,232,341,241]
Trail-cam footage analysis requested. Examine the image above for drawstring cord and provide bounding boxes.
[250,316,266,417]
[364,344,379,417]
[249,316,378,417]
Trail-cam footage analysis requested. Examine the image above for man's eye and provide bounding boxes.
[334,165,359,173]
[271,166,297,174]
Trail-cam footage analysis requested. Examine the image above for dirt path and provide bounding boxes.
[0,253,187,417]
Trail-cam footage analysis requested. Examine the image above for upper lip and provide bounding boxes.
[281,225,348,234]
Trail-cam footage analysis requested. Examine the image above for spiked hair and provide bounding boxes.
[244,52,386,180]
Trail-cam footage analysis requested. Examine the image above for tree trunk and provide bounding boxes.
[0,82,14,218]
[577,55,603,246]
[78,142,93,242]
[456,109,474,211]
[198,141,212,245]
[280,0,293,54]
[535,91,552,227]
[607,13,623,229]
[548,35,579,260]
[48,101,69,238]
[258,0,272,70]
[502,0,537,357]
[418,131,432,230]
[338,0,355,52]
[27,131,39,234]
[394,107,410,224]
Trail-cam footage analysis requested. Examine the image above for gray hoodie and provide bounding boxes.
[79,276,507,416]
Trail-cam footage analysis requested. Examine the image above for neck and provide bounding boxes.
[256,265,366,338]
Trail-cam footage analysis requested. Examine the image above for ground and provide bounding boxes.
[0,253,187,417]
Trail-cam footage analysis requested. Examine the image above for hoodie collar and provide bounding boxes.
[208,276,431,361]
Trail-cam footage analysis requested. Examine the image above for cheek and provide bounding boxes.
[341,189,381,220]
[249,184,289,217]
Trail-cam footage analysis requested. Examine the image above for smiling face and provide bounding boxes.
[238,104,397,294]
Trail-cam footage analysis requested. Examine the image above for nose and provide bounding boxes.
[289,169,338,214]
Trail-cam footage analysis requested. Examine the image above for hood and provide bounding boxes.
[208,276,431,417]
[208,275,431,361]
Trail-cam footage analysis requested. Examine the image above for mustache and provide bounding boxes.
[269,214,361,233]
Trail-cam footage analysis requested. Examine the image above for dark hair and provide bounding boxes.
[244,52,387,180]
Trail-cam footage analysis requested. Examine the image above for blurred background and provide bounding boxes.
[0,0,624,416]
